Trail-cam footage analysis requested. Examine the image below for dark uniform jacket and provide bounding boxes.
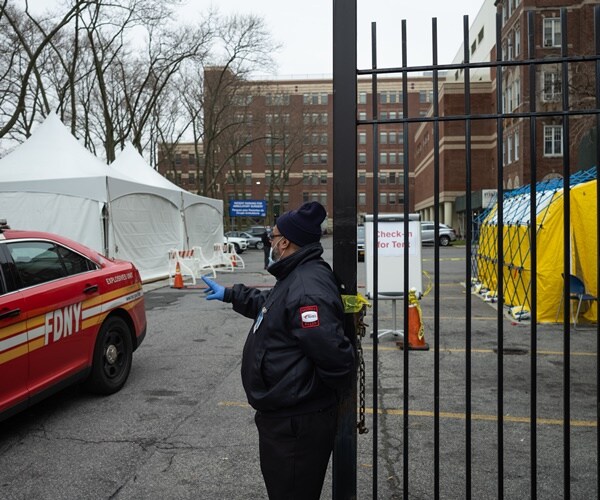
[223,242,354,416]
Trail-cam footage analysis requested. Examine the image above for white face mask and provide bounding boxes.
[268,236,285,267]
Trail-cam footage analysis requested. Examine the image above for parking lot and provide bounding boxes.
[0,236,596,499]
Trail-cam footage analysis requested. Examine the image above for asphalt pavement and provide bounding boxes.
[0,236,596,499]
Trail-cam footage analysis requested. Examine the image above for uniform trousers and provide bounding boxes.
[254,406,337,500]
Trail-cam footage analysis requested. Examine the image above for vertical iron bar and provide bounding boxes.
[560,8,571,500]
[594,5,600,495]
[595,8,600,497]
[431,18,441,500]
[401,19,410,500]
[463,15,473,500]
[332,1,358,498]
[527,10,538,500]
[370,21,379,500]
[495,11,505,500]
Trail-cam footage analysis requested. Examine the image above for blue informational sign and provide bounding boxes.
[229,199,267,217]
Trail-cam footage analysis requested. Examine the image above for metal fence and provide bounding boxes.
[333,4,599,499]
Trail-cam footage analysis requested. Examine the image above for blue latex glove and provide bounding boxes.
[202,275,225,301]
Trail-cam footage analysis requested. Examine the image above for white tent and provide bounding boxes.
[0,113,109,252]
[110,144,223,275]
[0,114,223,282]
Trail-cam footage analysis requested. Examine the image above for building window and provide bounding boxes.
[544,125,563,156]
[542,71,562,101]
[303,92,328,105]
[507,135,513,163]
[389,193,397,205]
[379,153,388,166]
[358,171,366,184]
[320,193,327,206]
[478,27,484,43]
[266,93,290,106]
[379,132,387,144]
[359,132,367,145]
[188,172,195,184]
[359,192,366,205]
[380,193,387,205]
[543,18,561,47]
[320,172,327,184]
[358,152,367,165]
[379,172,387,184]
[514,131,520,161]
[175,153,181,166]
[471,40,477,55]
[515,26,521,56]
[358,111,367,121]
[358,91,367,104]
[303,191,309,202]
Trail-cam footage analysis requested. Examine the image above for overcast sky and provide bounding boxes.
[178,0,486,77]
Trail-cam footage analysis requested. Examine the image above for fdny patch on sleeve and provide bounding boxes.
[300,305,320,328]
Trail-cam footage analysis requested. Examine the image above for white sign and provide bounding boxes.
[482,189,498,209]
[364,214,423,297]
[375,226,418,256]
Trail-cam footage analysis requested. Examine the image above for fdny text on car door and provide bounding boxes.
[7,240,100,395]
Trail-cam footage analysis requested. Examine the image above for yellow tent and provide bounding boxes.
[475,173,597,324]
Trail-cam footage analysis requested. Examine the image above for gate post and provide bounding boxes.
[332,1,357,499]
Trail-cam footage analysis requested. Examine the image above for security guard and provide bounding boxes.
[202,201,354,500]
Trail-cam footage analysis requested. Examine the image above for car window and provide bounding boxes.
[8,241,95,289]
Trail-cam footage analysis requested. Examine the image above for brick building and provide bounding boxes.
[157,72,437,228]
[157,0,596,232]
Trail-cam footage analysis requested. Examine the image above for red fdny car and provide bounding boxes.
[0,225,146,422]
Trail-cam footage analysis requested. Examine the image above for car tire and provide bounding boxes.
[85,316,133,395]
[256,242,264,250]
[233,243,243,254]
[439,235,450,247]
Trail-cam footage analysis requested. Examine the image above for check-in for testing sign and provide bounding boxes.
[375,227,418,256]
[364,215,423,297]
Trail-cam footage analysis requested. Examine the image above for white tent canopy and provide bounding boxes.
[110,144,223,277]
[0,114,223,281]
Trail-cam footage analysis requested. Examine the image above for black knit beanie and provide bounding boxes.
[276,201,326,247]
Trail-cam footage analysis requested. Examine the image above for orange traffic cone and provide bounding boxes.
[396,289,429,351]
[172,261,184,289]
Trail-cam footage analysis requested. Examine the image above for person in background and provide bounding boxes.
[202,201,354,500]
[260,229,270,270]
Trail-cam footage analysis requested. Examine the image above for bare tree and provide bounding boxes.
[0,0,91,141]
[200,12,278,199]
[258,92,318,221]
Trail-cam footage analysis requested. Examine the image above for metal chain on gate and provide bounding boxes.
[341,293,371,435]
[355,306,369,434]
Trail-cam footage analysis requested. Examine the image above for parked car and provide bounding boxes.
[244,226,270,237]
[223,234,249,254]
[357,225,365,262]
[421,221,457,246]
[0,223,147,423]
[225,231,263,250]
